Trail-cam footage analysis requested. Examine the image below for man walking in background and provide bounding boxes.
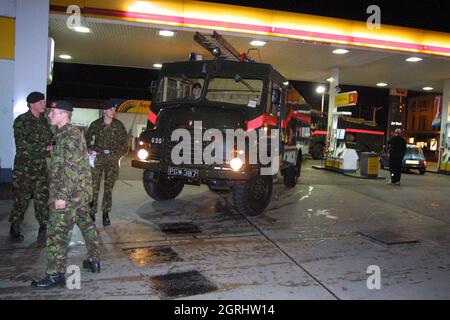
[387,128,407,185]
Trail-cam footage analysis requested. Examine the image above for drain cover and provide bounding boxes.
[158,222,201,234]
[122,246,183,267]
[359,231,420,246]
[150,270,217,299]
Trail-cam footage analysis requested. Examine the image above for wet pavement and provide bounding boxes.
[0,158,449,300]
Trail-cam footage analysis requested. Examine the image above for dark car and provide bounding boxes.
[380,144,427,175]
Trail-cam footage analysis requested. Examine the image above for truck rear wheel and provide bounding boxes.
[143,170,184,201]
[283,152,302,188]
[232,175,273,216]
[311,143,324,160]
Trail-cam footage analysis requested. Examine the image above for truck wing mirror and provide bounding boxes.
[272,88,281,105]
[150,80,158,95]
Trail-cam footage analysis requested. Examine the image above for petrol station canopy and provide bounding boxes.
[47,0,450,92]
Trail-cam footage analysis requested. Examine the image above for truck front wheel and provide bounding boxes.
[232,175,273,216]
[143,170,184,201]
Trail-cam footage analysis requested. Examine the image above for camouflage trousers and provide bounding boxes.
[46,203,100,274]
[91,154,120,214]
[9,159,49,224]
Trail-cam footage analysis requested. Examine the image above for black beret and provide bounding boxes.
[50,100,74,112]
[26,92,45,104]
[101,101,118,110]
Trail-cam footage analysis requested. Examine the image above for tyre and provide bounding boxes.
[283,152,302,188]
[143,170,184,200]
[419,169,426,175]
[232,175,273,216]
[311,143,324,160]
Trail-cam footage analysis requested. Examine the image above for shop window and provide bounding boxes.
[410,116,415,130]
[419,116,427,130]
[419,101,428,112]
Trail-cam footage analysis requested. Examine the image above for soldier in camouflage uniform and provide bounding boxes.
[85,102,128,226]
[32,101,101,290]
[9,92,53,242]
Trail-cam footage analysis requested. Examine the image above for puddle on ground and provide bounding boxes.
[122,246,183,266]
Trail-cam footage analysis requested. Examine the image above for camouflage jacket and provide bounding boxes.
[49,124,93,208]
[13,110,53,161]
[85,118,128,159]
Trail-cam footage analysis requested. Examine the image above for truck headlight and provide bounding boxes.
[137,149,149,160]
[230,158,243,171]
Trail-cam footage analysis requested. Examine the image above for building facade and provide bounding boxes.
[406,95,441,161]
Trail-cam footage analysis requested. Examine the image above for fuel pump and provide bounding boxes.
[323,112,358,171]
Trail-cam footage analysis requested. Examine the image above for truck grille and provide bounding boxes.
[165,139,221,165]
[163,128,228,165]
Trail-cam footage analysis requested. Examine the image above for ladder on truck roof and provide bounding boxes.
[194,31,241,61]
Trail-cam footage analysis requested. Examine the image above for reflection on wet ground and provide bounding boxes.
[122,246,183,267]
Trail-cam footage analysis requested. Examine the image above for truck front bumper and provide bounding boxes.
[132,159,259,183]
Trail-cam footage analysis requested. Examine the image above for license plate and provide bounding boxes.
[168,167,198,178]
[405,160,419,165]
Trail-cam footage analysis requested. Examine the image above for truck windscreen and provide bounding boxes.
[206,77,263,108]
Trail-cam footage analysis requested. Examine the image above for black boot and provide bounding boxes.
[10,222,24,242]
[37,223,47,242]
[82,259,101,273]
[102,212,111,226]
[31,273,66,289]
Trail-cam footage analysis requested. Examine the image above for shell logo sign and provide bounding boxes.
[335,91,358,107]
[116,100,151,114]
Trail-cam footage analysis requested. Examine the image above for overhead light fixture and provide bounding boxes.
[376,83,388,87]
[250,40,266,47]
[283,81,289,86]
[159,30,175,37]
[59,54,72,60]
[316,85,326,94]
[153,63,163,69]
[406,57,423,62]
[423,87,434,91]
[333,49,349,54]
[73,26,91,33]
[129,1,154,14]
[326,78,334,82]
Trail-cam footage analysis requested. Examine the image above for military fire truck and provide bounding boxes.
[132,32,311,216]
